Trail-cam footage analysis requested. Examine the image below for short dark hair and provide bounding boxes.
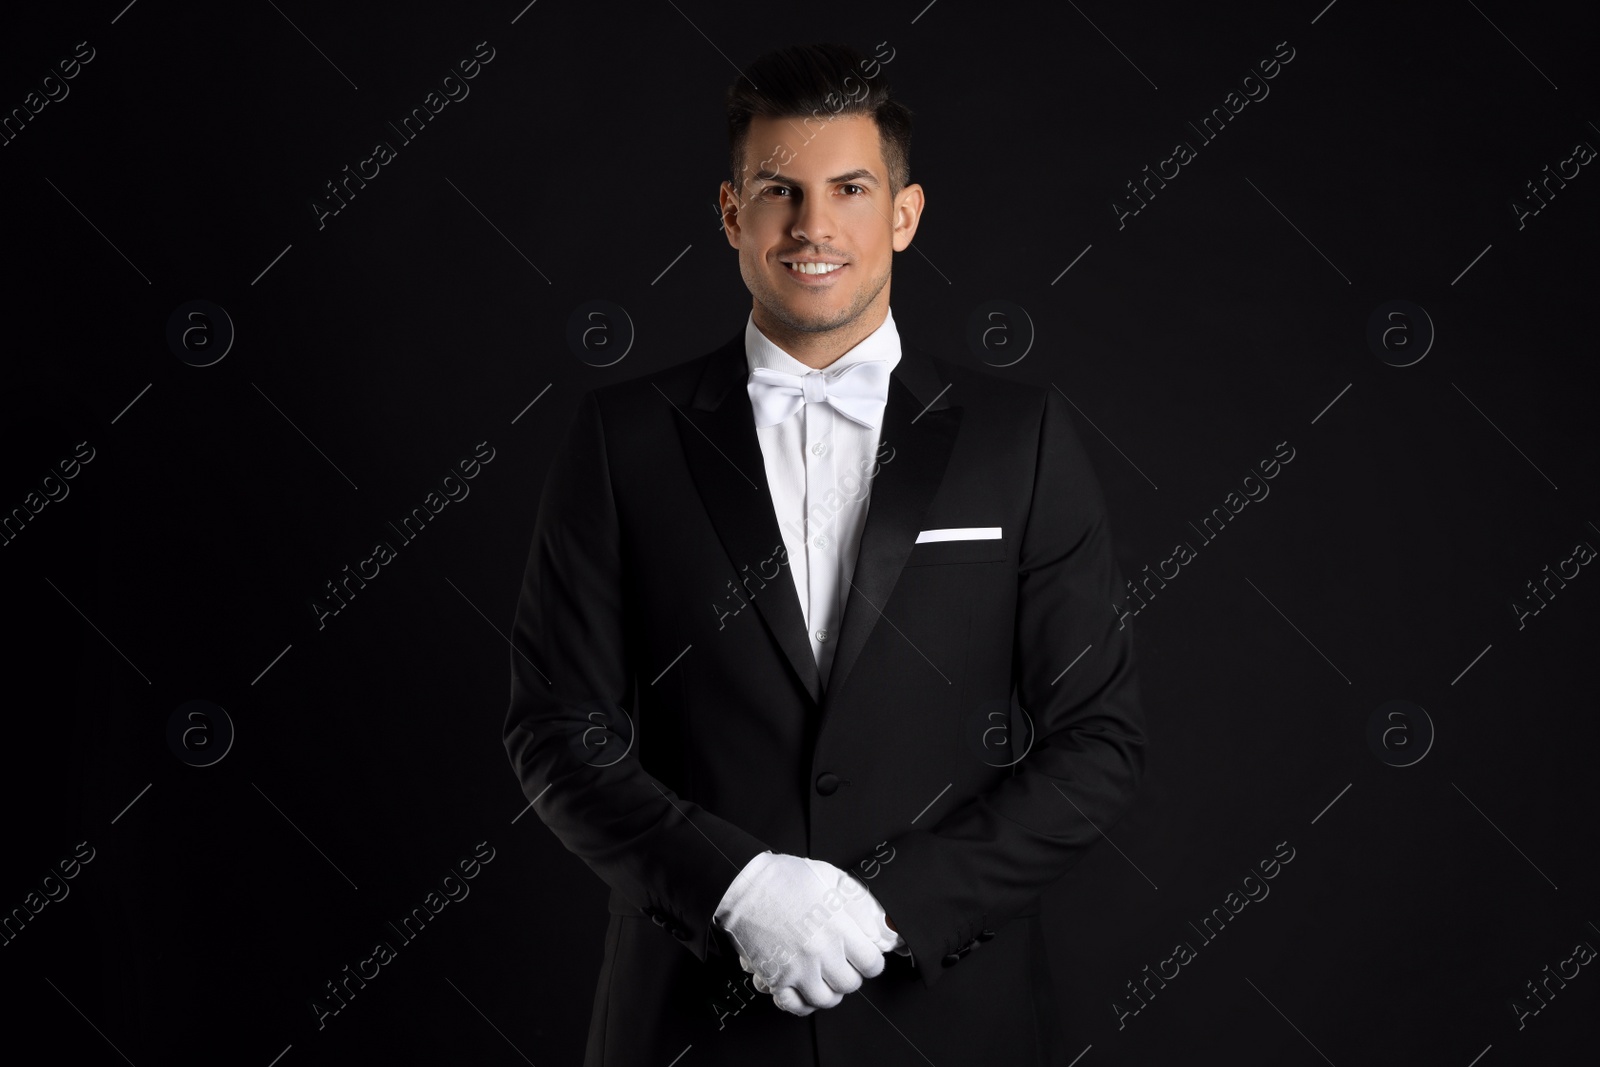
[725,42,913,203]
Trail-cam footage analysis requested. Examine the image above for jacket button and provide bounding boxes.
[815,772,841,796]
[976,929,996,942]
[670,925,691,940]
[941,953,962,968]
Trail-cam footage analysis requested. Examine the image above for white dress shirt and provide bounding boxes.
[744,308,901,690]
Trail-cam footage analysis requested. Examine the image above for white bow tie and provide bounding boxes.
[747,360,892,429]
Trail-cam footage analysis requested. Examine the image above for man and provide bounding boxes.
[504,41,1146,1067]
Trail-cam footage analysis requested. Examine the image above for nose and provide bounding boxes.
[791,196,836,245]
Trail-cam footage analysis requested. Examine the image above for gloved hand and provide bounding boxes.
[743,857,904,996]
[803,857,906,957]
[714,851,887,1015]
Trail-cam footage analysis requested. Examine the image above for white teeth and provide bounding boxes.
[785,261,843,275]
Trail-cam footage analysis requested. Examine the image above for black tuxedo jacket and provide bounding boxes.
[504,325,1146,1066]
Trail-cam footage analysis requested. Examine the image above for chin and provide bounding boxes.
[780,305,853,332]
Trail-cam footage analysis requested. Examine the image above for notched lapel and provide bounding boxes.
[823,347,963,710]
[673,333,823,705]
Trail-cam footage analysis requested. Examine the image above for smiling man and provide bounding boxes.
[721,101,921,369]
[505,41,1146,1067]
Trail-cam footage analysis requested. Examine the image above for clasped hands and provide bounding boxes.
[714,851,908,1016]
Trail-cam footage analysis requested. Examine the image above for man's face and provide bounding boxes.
[720,114,922,339]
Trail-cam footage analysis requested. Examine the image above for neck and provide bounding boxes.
[752,301,889,370]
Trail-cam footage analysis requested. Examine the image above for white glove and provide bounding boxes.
[714,851,887,1015]
[744,858,904,995]
[803,857,907,957]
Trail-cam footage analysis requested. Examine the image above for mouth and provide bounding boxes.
[781,260,847,283]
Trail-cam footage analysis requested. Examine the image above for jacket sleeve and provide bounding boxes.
[503,389,770,962]
[856,386,1148,987]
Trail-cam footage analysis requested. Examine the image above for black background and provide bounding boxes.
[2,1,1596,1064]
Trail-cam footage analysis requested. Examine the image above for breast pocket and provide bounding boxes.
[904,536,1007,566]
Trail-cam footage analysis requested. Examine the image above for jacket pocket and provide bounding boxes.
[904,536,1007,566]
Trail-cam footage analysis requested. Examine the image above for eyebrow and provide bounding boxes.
[755,168,882,188]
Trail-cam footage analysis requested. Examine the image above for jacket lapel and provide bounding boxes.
[676,329,824,704]
[822,342,961,709]
[673,328,963,711]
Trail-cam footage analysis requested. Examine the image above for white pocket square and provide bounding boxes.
[915,527,1001,543]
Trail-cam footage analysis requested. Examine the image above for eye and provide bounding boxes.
[841,184,867,196]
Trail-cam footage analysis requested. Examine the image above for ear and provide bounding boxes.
[891,182,925,252]
[719,180,745,247]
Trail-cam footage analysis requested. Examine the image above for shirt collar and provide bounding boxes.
[744,307,903,378]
